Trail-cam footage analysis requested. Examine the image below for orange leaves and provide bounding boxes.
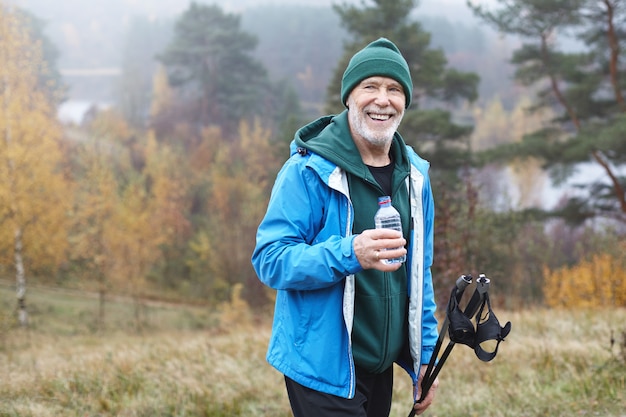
[71,114,193,299]
[143,131,192,239]
[186,119,279,305]
[543,250,626,308]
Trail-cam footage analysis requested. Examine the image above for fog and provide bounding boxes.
[11,0,606,212]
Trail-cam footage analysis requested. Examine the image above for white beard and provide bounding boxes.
[348,100,404,147]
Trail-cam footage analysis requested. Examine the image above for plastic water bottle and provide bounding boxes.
[374,196,406,264]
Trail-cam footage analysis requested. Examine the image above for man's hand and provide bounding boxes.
[353,229,407,270]
[413,364,439,415]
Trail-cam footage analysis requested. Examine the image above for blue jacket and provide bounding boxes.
[251,113,438,399]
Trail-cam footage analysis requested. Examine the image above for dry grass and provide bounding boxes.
[389,308,626,417]
[1,325,290,417]
[1,287,625,416]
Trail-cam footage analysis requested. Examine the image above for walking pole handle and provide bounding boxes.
[455,274,472,298]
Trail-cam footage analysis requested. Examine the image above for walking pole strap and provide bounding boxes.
[408,274,512,417]
[473,292,512,362]
[419,276,468,396]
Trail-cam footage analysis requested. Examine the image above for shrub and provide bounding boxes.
[543,252,626,308]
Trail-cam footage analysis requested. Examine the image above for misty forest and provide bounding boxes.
[1,0,626,324]
[1,0,626,416]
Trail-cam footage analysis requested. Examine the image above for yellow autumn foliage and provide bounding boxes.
[0,5,70,270]
[187,118,279,304]
[543,251,626,308]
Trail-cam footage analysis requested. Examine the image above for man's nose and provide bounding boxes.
[373,89,391,106]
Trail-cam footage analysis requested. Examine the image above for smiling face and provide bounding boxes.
[346,76,406,148]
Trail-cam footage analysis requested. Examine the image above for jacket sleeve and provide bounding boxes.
[251,156,363,291]
[420,174,439,364]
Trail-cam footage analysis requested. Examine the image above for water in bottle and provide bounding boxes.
[374,196,406,264]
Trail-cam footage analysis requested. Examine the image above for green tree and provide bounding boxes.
[469,0,626,224]
[267,80,308,156]
[0,5,71,326]
[157,2,270,136]
[326,0,479,171]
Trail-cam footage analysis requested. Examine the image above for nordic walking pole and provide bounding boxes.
[408,275,472,417]
[418,275,490,399]
[419,274,472,390]
[409,275,491,417]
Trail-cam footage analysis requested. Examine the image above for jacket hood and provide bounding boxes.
[292,110,411,179]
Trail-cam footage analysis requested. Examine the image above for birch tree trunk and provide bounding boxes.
[14,227,27,327]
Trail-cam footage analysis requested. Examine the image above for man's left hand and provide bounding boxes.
[412,364,438,415]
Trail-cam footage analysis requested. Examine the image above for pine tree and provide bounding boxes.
[325,0,480,171]
[470,0,626,223]
[157,2,270,136]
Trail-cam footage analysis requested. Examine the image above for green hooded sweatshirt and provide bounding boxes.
[294,110,411,375]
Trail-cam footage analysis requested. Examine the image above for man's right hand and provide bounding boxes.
[353,229,407,270]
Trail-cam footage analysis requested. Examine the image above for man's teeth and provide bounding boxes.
[370,114,391,121]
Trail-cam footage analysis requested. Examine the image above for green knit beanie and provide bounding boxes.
[341,38,413,109]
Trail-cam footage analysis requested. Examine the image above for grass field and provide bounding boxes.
[1,284,625,416]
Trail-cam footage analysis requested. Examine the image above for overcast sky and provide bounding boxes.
[10,0,492,30]
[222,0,484,22]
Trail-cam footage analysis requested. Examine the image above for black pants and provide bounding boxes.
[284,366,394,417]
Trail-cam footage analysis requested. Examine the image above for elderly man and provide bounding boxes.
[252,38,439,417]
